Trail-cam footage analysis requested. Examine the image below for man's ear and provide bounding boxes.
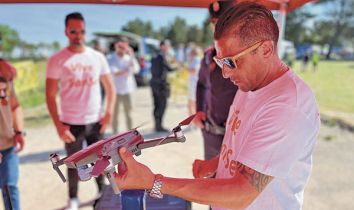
[64,28,69,37]
[261,40,274,58]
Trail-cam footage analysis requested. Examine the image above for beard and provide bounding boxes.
[71,39,84,47]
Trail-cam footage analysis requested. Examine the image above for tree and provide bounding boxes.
[201,15,214,48]
[122,18,155,37]
[310,20,338,46]
[285,8,314,47]
[52,41,61,52]
[0,24,20,57]
[166,16,188,47]
[186,25,203,44]
[315,0,354,59]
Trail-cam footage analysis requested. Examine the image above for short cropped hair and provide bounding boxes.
[208,0,236,20]
[214,2,279,47]
[115,36,129,43]
[65,12,85,27]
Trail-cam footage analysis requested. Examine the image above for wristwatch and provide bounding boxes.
[147,174,164,199]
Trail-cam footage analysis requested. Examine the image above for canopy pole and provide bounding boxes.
[277,1,287,59]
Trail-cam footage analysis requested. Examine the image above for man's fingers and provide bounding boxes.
[193,118,204,129]
[192,159,201,178]
[15,144,24,153]
[67,132,75,141]
[118,147,135,169]
[99,123,106,134]
[61,132,75,143]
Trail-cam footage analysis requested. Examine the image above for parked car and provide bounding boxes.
[94,31,160,86]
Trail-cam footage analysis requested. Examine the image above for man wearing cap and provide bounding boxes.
[114,2,320,210]
[150,40,176,132]
[0,34,26,210]
[194,0,238,162]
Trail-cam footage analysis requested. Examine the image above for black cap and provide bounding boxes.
[209,0,235,20]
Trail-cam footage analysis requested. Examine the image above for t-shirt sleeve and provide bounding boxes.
[46,56,61,79]
[99,53,110,75]
[237,105,315,178]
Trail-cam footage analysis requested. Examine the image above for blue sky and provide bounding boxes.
[0,4,208,47]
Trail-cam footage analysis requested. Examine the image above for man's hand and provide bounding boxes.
[126,46,135,57]
[193,111,206,129]
[192,157,219,178]
[115,147,155,190]
[56,123,75,143]
[100,112,112,134]
[14,133,25,153]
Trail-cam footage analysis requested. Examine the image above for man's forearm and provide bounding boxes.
[160,176,257,210]
[101,74,116,114]
[12,105,24,132]
[46,95,61,127]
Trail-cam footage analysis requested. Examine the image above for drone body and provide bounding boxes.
[50,114,196,194]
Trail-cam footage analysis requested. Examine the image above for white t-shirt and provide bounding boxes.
[188,56,201,100]
[46,47,110,125]
[213,70,320,210]
[107,53,138,95]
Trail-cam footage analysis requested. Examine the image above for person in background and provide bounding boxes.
[194,0,238,161]
[150,40,176,132]
[187,47,202,117]
[114,2,320,210]
[0,34,26,210]
[45,12,115,210]
[175,43,186,65]
[107,37,139,134]
[312,50,319,72]
[302,51,309,72]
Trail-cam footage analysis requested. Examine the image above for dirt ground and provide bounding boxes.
[2,87,353,210]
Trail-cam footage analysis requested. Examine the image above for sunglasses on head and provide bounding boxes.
[213,41,263,69]
[69,29,85,35]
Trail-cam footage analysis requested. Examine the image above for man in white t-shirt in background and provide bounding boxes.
[112,2,320,210]
[107,37,139,134]
[45,12,115,210]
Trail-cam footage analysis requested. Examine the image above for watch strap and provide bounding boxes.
[147,174,164,199]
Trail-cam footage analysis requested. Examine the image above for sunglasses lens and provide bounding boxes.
[224,58,236,69]
[70,30,85,35]
[214,58,223,68]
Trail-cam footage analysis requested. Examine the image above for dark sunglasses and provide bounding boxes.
[213,41,263,69]
[69,29,85,35]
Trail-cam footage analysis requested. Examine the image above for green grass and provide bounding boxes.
[17,60,46,108]
[292,60,354,114]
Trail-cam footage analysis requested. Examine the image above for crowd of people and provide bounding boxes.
[0,1,321,210]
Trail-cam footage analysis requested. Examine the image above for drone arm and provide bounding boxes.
[50,154,67,183]
[137,135,186,150]
[104,166,121,194]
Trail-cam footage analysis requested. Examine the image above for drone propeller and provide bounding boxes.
[133,121,149,130]
[91,157,110,178]
[155,114,198,147]
[178,113,197,127]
